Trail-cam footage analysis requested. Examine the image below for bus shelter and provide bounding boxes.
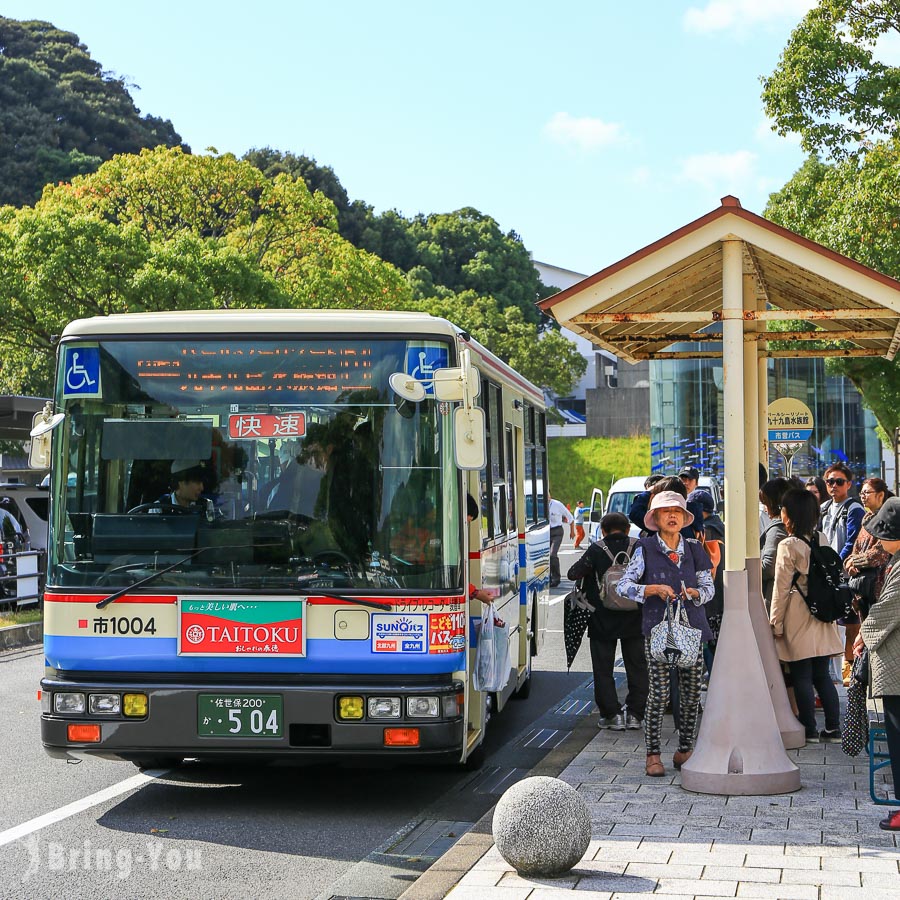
[540,196,900,794]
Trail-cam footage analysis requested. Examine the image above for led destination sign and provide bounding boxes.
[135,345,375,396]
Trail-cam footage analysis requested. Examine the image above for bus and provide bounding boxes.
[34,310,550,767]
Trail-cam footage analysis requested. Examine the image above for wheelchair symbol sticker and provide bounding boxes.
[405,346,449,396]
[63,347,101,397]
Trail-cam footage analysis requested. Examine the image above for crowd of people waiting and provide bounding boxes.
[564,463,900,832]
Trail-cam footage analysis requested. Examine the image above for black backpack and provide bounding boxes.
[790,534,852,623]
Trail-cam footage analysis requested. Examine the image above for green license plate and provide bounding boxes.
[197,694,283,738]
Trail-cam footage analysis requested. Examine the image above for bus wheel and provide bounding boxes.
[131,757,182,771]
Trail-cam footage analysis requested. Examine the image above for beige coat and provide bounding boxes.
[769,534,843,662]
[860,551,900,697]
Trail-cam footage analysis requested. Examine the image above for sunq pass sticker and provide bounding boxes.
[371,614,428,653]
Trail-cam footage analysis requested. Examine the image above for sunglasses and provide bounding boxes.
[825,478,847,486]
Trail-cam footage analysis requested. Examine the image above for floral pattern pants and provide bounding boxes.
[643,637,702,755]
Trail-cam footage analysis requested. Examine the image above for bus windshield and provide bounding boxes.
[50,337,461,594]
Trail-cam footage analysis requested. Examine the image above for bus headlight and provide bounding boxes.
[123,694,148,717]
[54,692,85,714]
[367,697,401,718]
[407,696,440,718]
[337,696,365,720]
[89,694,121,715]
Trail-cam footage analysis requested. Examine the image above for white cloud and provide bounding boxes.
[542,112,627,151]
[678,150,758,189]
[683,1,816,35]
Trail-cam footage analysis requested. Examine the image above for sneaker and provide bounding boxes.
[805,729,820,743]
[598,715,620,729]
[879,809,900,831]
[609,711,627,730]
[624,711,642,730]
[819,729,842,743]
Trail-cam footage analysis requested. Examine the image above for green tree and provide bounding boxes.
[0,17,185,207]
[762,1,900,158]
[765,140,900,437]
[0,148,411,395]
[411,292,586,396]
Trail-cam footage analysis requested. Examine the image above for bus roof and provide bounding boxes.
[60,309,545,406]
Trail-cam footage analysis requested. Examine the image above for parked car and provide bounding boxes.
[0,482,49,551]
[587,474,723,542]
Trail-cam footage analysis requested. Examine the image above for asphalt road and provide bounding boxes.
[0,544,593,899]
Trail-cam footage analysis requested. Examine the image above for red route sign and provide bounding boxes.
[228,413,306,439]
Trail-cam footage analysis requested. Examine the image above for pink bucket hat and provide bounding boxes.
[644,490,694,532]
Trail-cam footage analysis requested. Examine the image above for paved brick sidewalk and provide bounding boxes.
[446,717,899,899]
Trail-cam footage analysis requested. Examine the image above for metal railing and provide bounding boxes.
[0,546,44,607]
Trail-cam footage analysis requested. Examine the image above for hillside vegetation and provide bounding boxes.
[548,436,650,508]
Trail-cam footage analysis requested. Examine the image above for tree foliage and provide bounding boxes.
[0,17,185,207]
[765,141,900,437]
[762,1,900,158]
[410,292,586,396]
[0,148,411,395]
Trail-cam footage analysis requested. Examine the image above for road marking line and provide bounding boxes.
[0,770,165,847]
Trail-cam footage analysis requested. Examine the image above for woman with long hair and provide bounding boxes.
[769,488,843,743]
[760,478,791,609]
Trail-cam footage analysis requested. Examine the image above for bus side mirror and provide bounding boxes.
[28,404,65,470]
[454,406,485,470]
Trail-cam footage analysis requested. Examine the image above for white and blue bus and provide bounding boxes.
[35,310,550,767]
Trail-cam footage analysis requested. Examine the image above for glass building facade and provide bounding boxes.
[650,356,881,481]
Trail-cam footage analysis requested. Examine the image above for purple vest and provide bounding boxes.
[639,536,713,640]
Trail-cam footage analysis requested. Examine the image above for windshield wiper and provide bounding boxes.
[289,585,391,611]
[95,543,279,609]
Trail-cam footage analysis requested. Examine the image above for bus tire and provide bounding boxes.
[131,757,182,771]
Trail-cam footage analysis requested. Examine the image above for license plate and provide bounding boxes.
[197,694,283,738]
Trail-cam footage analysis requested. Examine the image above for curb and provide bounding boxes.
[0,620,43,651]
[397,707,598,900]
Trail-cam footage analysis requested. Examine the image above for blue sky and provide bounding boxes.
[6,1,820,276]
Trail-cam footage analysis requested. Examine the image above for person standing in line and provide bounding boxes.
[627,474,664,536]
[853,497,900,831]
[844,478,894,621]
[820,463,865,683]
[769,488,843,743]
[805,476,829,526]
[572,500,588,550]
[760,478,792,610]
[548,493,574,588]
[567,512,647,731]
[618,491,714,777]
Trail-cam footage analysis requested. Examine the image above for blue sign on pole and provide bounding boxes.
[768,428,813,443]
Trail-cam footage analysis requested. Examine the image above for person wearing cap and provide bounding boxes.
[157,460,207,510]
[854,496,900,831]
[617,490,714,777]
[678,466,700,497]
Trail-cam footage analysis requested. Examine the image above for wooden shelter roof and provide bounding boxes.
[539,196,900,363]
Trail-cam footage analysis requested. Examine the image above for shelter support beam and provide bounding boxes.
[744,277,805,749]
[681,240,801,794]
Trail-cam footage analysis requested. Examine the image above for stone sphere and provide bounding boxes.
[492,776,591,877]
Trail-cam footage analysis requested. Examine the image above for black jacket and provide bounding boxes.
[567,532,643,640]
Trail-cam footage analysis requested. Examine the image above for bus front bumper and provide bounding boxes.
[40,675,467,763]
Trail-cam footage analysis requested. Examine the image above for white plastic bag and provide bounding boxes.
[490,614,511,692]
[472,603,511,692]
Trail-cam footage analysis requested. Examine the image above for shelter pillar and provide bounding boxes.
[743,276,805,749]
[681,239,800,794]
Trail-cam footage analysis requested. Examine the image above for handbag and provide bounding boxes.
[847,568,877,605]
[649,595,702,669]
[473,602,511,693]
[842,677,869,757]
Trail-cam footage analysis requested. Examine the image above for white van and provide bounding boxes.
[588,475,723,542]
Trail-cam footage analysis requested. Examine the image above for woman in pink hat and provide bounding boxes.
[618,490,714,777]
